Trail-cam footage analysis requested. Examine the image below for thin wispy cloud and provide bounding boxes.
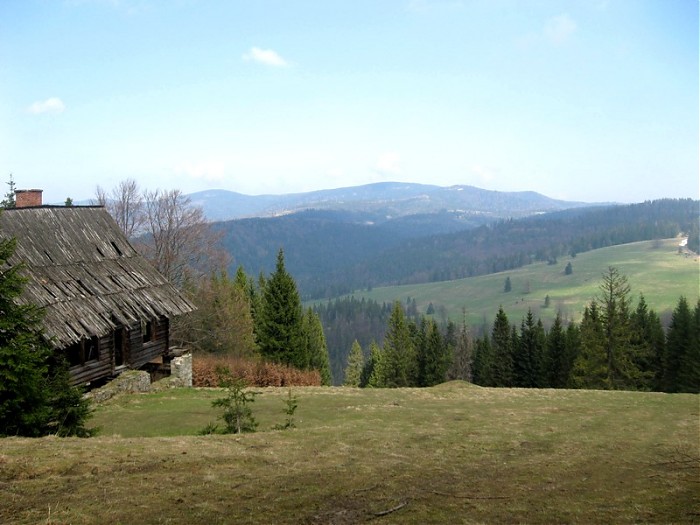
[28,97,66,115]
[242,47,290,67]
[175,159,226,182]
[374,152,402,177]
[544,14,577,45]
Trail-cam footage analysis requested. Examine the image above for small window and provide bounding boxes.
[142,319,157,343]
[67,342,82,367]
[85,336,99,362]
[65,336,99,367]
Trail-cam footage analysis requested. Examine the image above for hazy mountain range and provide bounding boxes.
[188,182,594,222]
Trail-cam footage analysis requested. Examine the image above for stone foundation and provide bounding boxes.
[170,353,193,387]
[86,370,151,403]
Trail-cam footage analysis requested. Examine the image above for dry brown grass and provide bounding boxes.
[193,353,321,387]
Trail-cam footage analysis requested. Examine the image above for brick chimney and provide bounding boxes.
[15,189,43,208]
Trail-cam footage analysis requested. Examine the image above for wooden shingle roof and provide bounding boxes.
[0,206,195,347]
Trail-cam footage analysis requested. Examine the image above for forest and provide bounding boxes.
[215,198,698,299]
[336,271,699,393]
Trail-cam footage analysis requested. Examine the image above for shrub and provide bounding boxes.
[192,354,322,387]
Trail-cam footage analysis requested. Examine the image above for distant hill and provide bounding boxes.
[189,182,593,222]
[215,198,697,300]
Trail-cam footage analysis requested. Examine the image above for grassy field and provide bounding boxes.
[341,238,699,328]
[1,384,698,524]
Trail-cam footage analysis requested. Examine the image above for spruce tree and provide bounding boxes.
[629,295,663,391]
[418,318,449,387]
[303,308,332,385]
[598,267,636,389]
[472,335,493,386]
[0,235,92,437]
[490,307,514,387]
[504,276,512,293]
[364,341,384,388]
[572,303,608,389]
[543,312,568,388]
[664,297,699,393]
[380,301,416,387]
[564,320,581,388]
[257,249,304,368]
[0,174,16,209]
[514,310,544,388]
[344,340,364,387]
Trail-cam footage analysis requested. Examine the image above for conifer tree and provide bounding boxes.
[572,303,608,388]
[472,334,493,386]
[0,235,92,437]
[364,341,384,387]
[1,174,16,209]
[344,340,364,387]
[379,301,416,387]
[664,297,699,393]
[504,276,512,293]
[564,320,581,388]
[543,312,569,388]
[629,295,663,391]
[417,318,450,386]
[303,308,332,385]
[514,310,544,388]
[598,267,636,388]
[490,307,514,387]
[257,249,305,368]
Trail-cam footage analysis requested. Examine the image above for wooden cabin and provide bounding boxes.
[0,195,195,385]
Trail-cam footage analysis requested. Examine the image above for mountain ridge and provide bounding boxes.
[188,181,596,222]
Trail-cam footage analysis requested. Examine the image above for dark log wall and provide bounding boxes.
[68,333,114,385]
[67,316,171,385]
[130,316,169,369]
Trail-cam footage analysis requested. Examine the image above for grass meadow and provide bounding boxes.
[1,383,698,524]
[343,238,699,328]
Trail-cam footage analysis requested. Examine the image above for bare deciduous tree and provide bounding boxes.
[94,179,145,238]
[96,181,228,289]
[140,188,225,288]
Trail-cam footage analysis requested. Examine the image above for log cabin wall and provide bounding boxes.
[129,316,170,369]
[67,333,114,385]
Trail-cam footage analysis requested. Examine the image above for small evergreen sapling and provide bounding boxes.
[273,388,298,430]
[206,366,258,434]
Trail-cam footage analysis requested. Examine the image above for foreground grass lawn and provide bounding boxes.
[1,384,698,524]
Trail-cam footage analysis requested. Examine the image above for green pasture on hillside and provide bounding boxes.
[345,238,699,327]
[1,384,698,524]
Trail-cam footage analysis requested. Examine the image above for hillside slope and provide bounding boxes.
[344,238,699,329]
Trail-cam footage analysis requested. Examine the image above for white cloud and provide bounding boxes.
[28,97,66,115]
[469,164,498,185]
[242,47,290,67]
[374,152,402,177]
[174,159,226,182]
[544,14,577,45]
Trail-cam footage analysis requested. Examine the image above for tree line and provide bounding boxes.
[342,268,699,393]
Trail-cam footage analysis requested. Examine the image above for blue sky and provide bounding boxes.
[1,0,697,204]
